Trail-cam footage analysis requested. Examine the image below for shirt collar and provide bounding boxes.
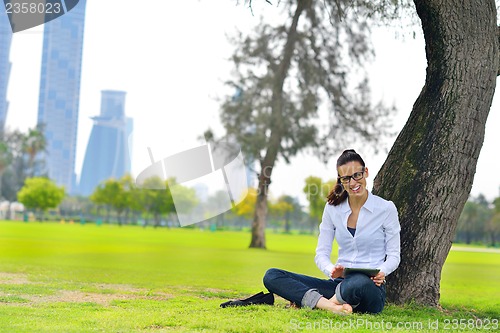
[340,190,375,213]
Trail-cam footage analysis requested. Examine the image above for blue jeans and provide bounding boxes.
[263,268,386,314]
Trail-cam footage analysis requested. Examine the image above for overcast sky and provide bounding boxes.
[4,0,500,205]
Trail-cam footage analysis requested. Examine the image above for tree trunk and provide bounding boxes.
[249,0,310,248]
[250,171,269,248]
[373,0,499,306]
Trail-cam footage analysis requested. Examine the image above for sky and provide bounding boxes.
[4,0,500,206]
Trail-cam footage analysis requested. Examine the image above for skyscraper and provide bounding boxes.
[37,0,87,193]
[0,12,12,129]
[79,90,133,196]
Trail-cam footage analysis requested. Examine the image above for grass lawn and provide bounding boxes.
[0,221,499,332]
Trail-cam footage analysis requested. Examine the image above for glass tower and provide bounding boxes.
[79,90,133,196]
[0,12,12,129]
[37,0,87,193]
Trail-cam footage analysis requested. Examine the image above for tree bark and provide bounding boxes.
[497,25,500,75]
[373,0,499,306]
[249,0,311,248]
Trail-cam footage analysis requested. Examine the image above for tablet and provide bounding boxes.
[343,268,380,277]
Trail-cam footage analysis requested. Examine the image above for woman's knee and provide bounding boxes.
[345,273,373,286]
[263,268,283,288]
[339,274,377,299]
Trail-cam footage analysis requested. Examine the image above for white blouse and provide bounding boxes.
[315,191,401,278]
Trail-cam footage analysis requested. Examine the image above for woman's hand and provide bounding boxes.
[330,265,345,279]
[371,272,386,286]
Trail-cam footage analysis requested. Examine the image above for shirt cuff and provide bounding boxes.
[323,263,335,279]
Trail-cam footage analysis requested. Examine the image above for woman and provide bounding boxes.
[263,149,401,314]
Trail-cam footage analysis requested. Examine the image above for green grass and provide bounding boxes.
[0,221,499,332]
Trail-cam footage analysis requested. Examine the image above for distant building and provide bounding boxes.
[37,0,87,193]
[0,13,12,129]
[79,90,133,196]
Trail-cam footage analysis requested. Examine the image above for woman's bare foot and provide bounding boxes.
[315,297,353,315]
[329,294,341,305]
[330,303,353,315]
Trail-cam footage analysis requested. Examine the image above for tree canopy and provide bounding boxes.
[0,126,47,201]
[17,177,65,220]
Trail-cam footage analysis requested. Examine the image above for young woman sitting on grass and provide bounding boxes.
[263,149,401,315]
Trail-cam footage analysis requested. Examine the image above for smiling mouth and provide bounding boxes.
[351,185,361,193]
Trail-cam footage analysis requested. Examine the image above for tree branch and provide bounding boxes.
[246,0,275,16]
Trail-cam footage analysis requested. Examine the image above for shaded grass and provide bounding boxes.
[0,221,499,332]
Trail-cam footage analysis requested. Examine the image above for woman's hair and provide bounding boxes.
[327,149,366,206]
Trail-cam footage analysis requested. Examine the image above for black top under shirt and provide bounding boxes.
[347,226,356,237]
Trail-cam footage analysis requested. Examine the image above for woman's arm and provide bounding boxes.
[315,204,337,278]
[378,201,401,276]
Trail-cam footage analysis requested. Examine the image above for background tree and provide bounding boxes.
[22,125,46,177]
[137,177,176,228]
[303,176,324,229]
[166,181,198,226]
[124,174,143,225]
[279,195,302,233]
[90,179,121,223]
[59,195,93,221]
[1,129,27,201]
[487,195,500,246]
[486,210,500,247]
[0,141,12,200]
[111,174,137,225]
[372,0,500,306]
[205,190,232,227]
[455,195,500,245]
[232,187,258,220]
[212,0,395,248]
[457,201,480,244]
[0,126,47,201]
[456,197,492,244]
[17,177,65,221]
[268,195,294,232]
[303,176,336,231]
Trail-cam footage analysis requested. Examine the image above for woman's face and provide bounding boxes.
[337,161,369,198]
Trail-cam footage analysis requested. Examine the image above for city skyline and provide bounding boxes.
[0,12,12,129]
[36,0,87,194]
[79,90,133,196]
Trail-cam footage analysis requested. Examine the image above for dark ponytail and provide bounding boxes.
[327,149,365,206]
